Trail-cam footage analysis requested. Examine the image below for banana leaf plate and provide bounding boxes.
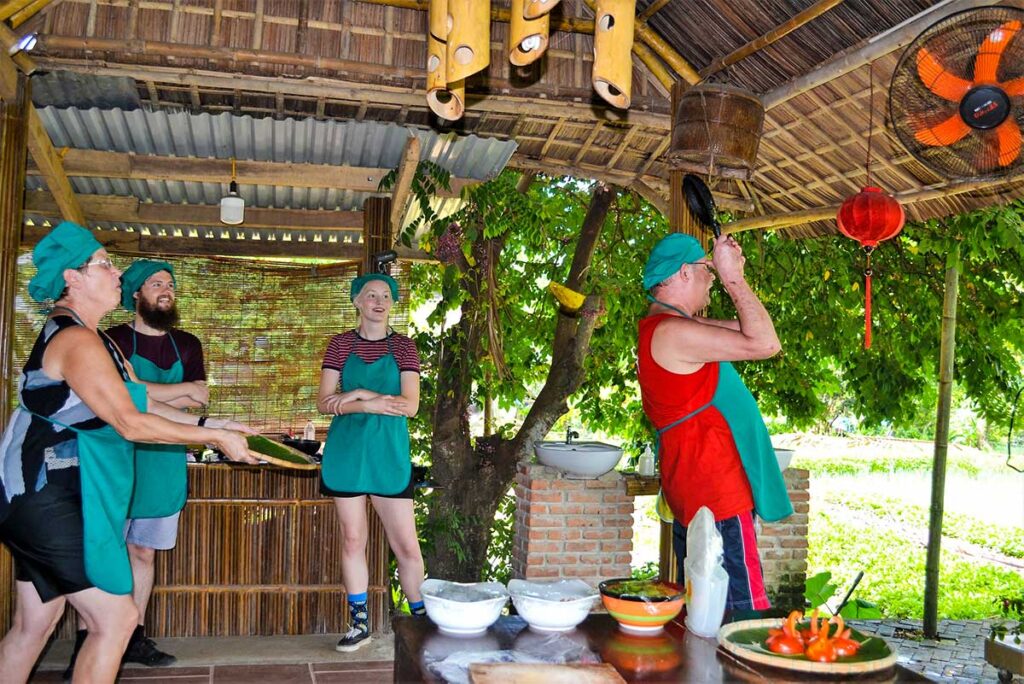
[718,618,897,675]
[246,435,319,470]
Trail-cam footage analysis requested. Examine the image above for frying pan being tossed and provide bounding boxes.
[682,174,721,239]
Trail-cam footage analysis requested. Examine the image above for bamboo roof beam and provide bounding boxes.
[389,135,421,234]
[0,28,85,226]
[637,0,671,23]
[574,123,605,165]
[0,0,37,21]
[6,0,53,27]
[632,179,669,214]
[763,0,993,109]
[540,118,569,158]
[20,225,433,261]
[697,0,846,81]
[24,191,365,232]
[36,57,672,129]
[26,148,476,197]
[723,176,1023,234]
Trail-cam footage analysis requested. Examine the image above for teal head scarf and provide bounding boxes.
[120,260,176,311]
[642,234,706,290]
[351,273,400,302]
[28,221,104,303]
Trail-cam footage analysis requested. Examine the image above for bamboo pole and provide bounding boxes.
[9,0,54,28]
[722,175,1024,233]
[0,0,36,22]
[697,0,846,81]
[0,72,28,433]
[924,242,959,640]
[637,0,670,23]
[763,0,991,109]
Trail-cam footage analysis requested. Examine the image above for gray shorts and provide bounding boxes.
[124,511,181,550]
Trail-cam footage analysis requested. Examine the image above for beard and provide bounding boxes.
[138,295,180,331]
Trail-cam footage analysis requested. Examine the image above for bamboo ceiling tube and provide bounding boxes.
[592,0,636,109]
[509,0,549,66]
[446,0,491,84]
[426,1,465,121]
[523,0,561,19]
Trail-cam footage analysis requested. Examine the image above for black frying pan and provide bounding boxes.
[682,174,721,239]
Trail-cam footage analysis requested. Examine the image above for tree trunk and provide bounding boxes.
[423,183,616,581]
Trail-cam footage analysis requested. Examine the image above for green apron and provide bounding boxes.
[127,328,188,519]
[27,381,148,595]
[647,306,793,525]
[321,336,411,495]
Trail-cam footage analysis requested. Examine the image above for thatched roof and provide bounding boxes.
[4,0,1023,251]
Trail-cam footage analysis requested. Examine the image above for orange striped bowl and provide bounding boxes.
[599,579,685,634]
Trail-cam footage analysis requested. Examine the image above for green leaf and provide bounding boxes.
[805,571,838,609]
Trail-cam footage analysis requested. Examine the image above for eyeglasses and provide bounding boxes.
[80,257,118,271]
[692,261,715,272]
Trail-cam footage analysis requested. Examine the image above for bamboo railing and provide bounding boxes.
[0,464,391,637]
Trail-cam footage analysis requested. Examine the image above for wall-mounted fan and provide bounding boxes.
[889,7,1024,179]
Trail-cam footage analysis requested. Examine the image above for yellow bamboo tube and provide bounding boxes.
[592,0,636,109]
[446,0,491,83]
[426,33,465,120]
[509,0,549,66]
[429,0,448,41]
[523,0,561,19]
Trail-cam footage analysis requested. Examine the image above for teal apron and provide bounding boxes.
[321,336,411,495]
[647,306,793,524]
[26,381,148,595]
[127,328,187,519]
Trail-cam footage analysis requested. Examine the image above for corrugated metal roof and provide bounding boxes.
[31,72,142,110]
[28,107,517,216]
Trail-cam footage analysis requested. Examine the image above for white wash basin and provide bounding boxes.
[534,441,623,477]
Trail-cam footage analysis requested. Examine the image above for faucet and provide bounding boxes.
[565,427,580,445]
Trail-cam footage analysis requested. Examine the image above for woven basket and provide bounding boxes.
[668,82,764,179]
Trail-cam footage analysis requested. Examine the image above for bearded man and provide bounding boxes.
[64,260,207,676]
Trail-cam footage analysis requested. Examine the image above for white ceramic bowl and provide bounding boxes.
[420,579,508,636]
[534,441,623,477]
[508,579,600,632]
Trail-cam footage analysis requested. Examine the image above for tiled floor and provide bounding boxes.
[32,634,394,683]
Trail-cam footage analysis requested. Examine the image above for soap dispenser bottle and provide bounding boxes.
[303,420,316,441]
[638,445,656,477]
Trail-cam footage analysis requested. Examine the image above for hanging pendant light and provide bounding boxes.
[220,158,244,225]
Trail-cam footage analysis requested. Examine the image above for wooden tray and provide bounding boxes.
[246,435,318,470]
[717,618,897,676]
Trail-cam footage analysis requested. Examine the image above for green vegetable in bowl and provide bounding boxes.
[600,579,684,601]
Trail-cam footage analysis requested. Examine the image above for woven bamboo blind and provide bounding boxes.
[9,252,410,435]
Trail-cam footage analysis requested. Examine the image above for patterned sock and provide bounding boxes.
[409,600,426,616]
[348,592,369,634]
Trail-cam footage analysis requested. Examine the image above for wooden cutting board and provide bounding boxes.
[468,663,625,684]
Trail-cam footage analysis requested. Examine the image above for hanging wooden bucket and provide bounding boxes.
[667,82,764,179]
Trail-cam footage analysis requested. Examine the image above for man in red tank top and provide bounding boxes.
[637,233,782,613]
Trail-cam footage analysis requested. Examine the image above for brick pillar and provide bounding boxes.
[757,468,810,609]
[512,461,633,587]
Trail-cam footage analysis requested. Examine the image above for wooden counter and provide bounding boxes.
[0,463,391,638]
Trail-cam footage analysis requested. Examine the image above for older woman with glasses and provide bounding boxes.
[0,222,259,683]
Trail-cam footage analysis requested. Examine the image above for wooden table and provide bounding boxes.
[392,614,931,683]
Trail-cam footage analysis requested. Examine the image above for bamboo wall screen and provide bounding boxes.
[1,253,409,637]
[9,252,411,435]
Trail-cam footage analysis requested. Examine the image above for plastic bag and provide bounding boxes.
[683,506,729,638]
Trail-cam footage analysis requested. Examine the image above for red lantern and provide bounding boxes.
[836,186,905,349]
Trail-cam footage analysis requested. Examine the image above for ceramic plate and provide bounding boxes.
[717,618,897,675]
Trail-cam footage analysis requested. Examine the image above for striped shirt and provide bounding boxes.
[321,330,420,374]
